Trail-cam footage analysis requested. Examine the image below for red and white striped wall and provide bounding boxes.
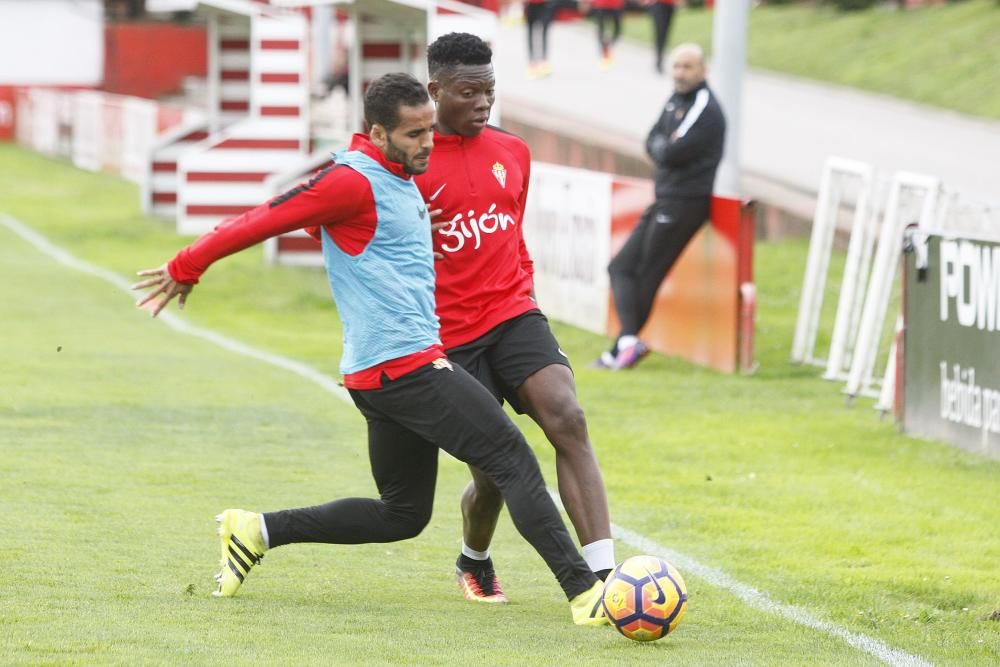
[215,17,252,124]
[146,3,310,235]
[146,0,497,236]
[146,124,209,219]
[358,19,425,91]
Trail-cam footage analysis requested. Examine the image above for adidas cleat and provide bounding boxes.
[570,580,610,626]
[455,555,508,603]
[213,509,266,597]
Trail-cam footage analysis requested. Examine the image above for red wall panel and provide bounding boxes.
[103,23,207,99]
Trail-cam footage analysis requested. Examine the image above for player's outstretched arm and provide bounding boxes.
[132,264,194,318]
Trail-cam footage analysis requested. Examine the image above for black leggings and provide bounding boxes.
[608,196,711,337]
[650,3,675,69]
[525,2,554,62]
[592,9,622,55]
[263,362,596,600]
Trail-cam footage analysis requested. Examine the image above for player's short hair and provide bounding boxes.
[427,32,493,79]
[364,73,430,131]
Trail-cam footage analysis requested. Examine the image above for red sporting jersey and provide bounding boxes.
[414,127,537,349]
[166,133,444,389]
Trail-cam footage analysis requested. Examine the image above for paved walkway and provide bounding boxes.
[493,20,1000,211]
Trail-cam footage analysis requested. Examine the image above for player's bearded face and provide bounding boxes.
[382,102,435,175]
[432,64,495,138]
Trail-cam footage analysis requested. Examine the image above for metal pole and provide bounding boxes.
[312,4,331,91]
[348,6,362,133]
[710,0,750,198]
[206,13,220,134]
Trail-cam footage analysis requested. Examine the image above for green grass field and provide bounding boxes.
[1,144,998,665]
[623,1,1000,120]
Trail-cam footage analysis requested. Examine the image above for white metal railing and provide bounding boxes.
[845,171,940,402]
[791,156,874,376]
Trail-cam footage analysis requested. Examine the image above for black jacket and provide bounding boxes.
[645,81,726,199]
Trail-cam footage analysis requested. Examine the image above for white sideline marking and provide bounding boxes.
[610,531,931,667]
[0,214,349,403]
[577,488,930,667]
[1,214,932,667]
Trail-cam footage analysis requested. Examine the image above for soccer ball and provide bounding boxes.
[601,555,688,642]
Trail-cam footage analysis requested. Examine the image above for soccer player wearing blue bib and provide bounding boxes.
[131,73,606,626]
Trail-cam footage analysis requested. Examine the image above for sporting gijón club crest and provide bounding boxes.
[433,161,516,254]
[491,161,507,188]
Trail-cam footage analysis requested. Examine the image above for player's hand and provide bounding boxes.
[427,207,446,260]
[131,264,194,318]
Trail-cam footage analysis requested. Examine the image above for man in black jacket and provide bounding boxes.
[597,43,726,370]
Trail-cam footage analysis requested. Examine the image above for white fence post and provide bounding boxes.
[791,156,874,373]
[845,171,940,400]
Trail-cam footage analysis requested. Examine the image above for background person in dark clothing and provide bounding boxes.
[598,43,725,370]
[647,0,676,74]
[524,0,555,78]
[586,0,625,70]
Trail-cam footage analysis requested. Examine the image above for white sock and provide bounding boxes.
[616,335,638,353]
[258,514,270,549]
[461,541,490,561]
[581,539,616,573]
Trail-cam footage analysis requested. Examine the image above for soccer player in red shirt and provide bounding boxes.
[586,0,625,70]
[131,73,607,625]
[415,33,615,604]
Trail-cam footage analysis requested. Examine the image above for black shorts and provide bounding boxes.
[446,310,571,414]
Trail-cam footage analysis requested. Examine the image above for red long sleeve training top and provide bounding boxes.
[166,133,444,389]
[414,127,538,350]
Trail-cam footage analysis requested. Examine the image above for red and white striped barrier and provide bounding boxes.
[15,87,190,187]
[146,5,311,235]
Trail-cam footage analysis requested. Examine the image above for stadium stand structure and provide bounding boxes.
[145,0,496,235]
[259,0,498,262]
[145,1,310,234]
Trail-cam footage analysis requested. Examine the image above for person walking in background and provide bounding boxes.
[586,0,624,70]
[524,0,555,79]
[648,0,676,74]
[597,43,725,370]
[131,72,609,626]
[417,33,616,607]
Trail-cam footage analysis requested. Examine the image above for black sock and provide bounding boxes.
[457,553,491,570]
[595,568,612,581]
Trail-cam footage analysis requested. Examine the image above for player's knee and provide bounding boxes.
[397,512,432,540]
[540,400,589,445]
[386,503,433,540]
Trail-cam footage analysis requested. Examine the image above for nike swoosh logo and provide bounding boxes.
[429,183,447,201]
[646,566,667,605]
